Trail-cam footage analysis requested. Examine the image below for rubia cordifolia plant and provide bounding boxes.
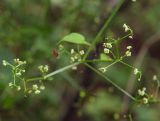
[2,0,160,107]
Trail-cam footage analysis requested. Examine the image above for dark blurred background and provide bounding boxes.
[0,0,160,121]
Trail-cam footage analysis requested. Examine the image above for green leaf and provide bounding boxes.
[100,53,112,61]
[59,33,90,46]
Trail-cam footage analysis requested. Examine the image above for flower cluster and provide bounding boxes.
[103,42,112,54]
[125,46,132,57]
[137,87,148,104]
[70,49,85,63]
[138,87,146,96]
[38,65,49,73]
[28,84,45,95]
[2,59,27,91]
[153,75,158,81]
[2,59,48,95]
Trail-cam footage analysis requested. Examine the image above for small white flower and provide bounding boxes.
[59,44,64,50]
[103,43,112,48]
[134,68,139,75]
[9,82,13,87]
[106,43,112,48]
[35,90,40,94]
[70,57,75,62]
[143,97,148,104]
[71,49,75,54]
[127,46,132,50]
[103,43,107,47]
[40,85,45,90]
[138,87,146,96]
[22,70,25,73]
[17,86,21,91]
[14,58,19,62]
[132,0,136,2]
[125,51,131,56]
[143,87,146,91]
[38,65,49,73]
[2,60,7,66]
[74,55,78,59]
[79,50,85,55]
[104,48,110,54]
[44,65,49,72]
[129,36,133,39]
[38,65,43,71]
[123,24,130,32]
[32,84,38,90]
[153,75,157,81]
[23,61,27,64]
[14,58,26,65]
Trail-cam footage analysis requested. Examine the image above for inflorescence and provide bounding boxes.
[2,58,48,95]
[2,22,159,106]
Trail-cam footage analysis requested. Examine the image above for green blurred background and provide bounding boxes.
[0,0,160,121]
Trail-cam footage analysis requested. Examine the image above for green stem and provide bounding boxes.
[110,50,116,59]
[26,60,114,83]
[129,114,133,121]
[26,77,44,82]
[118,32,133,43]
[44,62,80,79]
[85,63,136,101]
[12,70,16,85]
[23,79,27,92]
[120,61,135,69]
[26,59,117,83]
[81,59,113,63]
[83,0,125,60]
[155,79,160,98]
[102,59,120,70]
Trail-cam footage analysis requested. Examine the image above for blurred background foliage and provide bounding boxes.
[0,0,160,121]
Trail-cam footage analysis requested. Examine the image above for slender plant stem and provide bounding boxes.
[26,77,44,82]
[120,61,135,69]
[23,79,27,91]
[81,59,113,63]
[83,0,125,60]
[155,79,160,98]
[85,63,136,101]
[102,59,120,70]
[129,114,133,121]
[44,62,80,79]
[26,59,114,83]
[118,32,133,43]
